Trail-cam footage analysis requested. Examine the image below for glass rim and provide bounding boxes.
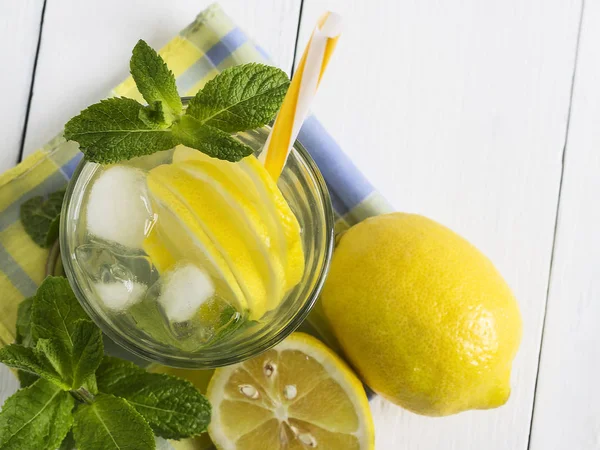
[60,129,335,368]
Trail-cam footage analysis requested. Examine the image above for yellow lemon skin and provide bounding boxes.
[321,213,523,416]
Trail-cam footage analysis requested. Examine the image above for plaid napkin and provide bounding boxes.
[0,3,392,348]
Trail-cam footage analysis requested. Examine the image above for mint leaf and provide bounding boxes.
[64,97,179,164]
[18,370,39,388]
[20,190,65,248]
[0,343,69,390]
[35,339,72,385]
[187,63,289,132]
[96,356,211,439]
[0,378,74,450]
[73,394,155,450]
[31,277,103,389]
[139,101,169,128]
[32,277,87,347]
[70,319,103,390]
[131,40,182,119]
[15,297,34,347]
[172,115,253,162]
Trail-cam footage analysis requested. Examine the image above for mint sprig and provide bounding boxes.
[64,40,289,164]
[0,277,211,450]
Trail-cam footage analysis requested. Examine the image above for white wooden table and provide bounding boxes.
[1,1,598,448]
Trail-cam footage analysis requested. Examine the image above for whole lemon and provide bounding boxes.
[321,213,522,416]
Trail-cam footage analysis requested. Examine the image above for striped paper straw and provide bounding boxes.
[261,12,342,179]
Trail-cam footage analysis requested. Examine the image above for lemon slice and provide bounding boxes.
[144,181,248,313]
[207,332,375,450]
[173,147,290,282]
[173,146,305,293]
[241,156,304,291]
[179,160,287,310]
[172,147,284,249]
[148,164,270,318]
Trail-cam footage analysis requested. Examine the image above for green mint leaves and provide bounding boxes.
[0,343,70,390]
[96,357,211,439]
[31,277,103,391]
[131,40,183,123]
[63,97,180,164]
[20,189,65,248]
[73,394,155,450]
[187,62,289,132]
[64,39,289,164]
[0,277,211,450]
[172,115,253,162]
[0,379,74,450]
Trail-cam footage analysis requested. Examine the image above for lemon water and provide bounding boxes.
[74,146,305,351]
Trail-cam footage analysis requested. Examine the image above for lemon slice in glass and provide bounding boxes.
[179,160,287,311]
[144,177,248,313]
[148,163,270,318]
[173,146,305,294]
[207,332,375,449]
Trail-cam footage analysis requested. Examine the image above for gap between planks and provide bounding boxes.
[17,0,48,164]
[526,0,586,448]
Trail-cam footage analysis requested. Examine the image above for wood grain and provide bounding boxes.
[0,0,43,406]
[297,1,582,448]
[0,0,44,171]
[21,0,301,158]
[529,2,600,448]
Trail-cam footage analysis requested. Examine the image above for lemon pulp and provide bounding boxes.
[207,332,375,449]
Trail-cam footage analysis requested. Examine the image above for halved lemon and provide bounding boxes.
[207,332,375,449]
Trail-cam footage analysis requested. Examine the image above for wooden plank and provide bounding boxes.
[529,2,600,448]
[0,0,45,401]
[21,0,301,157]
[297,1,582,448]
[0,0,44,171]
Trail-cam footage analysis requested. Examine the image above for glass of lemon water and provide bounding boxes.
[61,126,333,368]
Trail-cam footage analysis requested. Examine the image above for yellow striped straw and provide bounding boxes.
[261,12,342,180]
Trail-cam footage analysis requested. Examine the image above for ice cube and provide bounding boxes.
[158,264,215,322]
[86,166,154,248]
[93,281,146,312]
[75,242,157,285]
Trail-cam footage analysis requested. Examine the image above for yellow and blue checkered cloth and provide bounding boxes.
[0,3,392,347]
